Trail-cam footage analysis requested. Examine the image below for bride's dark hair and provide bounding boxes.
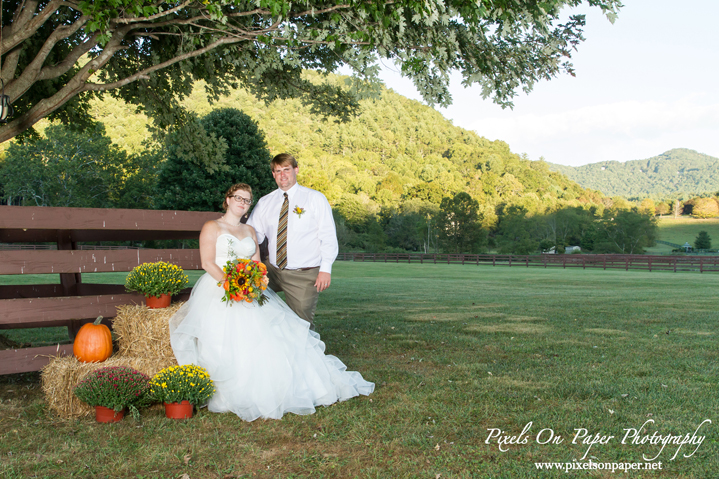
[222,183,253,211]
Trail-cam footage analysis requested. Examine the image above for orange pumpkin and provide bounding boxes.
[73,316,113,363]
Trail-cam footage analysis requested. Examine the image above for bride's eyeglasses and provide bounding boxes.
[229,195,253,205]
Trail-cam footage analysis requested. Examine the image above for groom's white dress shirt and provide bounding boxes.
[248,183,338,274]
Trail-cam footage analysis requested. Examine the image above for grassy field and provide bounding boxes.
[646,216,719,254]
[1,262,718,478]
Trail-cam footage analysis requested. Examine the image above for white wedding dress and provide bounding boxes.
[169,233,374,421]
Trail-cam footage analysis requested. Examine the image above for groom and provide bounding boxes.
[248,153,338,329]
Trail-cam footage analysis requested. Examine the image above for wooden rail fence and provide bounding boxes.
[336,252,719,273]
[0,205,218,375]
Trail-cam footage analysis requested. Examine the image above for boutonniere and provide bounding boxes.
[293,206,306,218]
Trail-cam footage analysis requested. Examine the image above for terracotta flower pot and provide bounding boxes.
[146,294,171,309]
[95,406,124,423]
[164,400,193,419]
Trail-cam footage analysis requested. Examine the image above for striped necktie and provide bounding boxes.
[276,193,289,269]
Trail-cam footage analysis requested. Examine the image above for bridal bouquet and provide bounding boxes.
[219,259,269,306]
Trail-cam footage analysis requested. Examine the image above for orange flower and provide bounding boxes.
[223,281,230,291]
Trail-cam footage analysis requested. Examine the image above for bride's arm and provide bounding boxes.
[199,221,226,283]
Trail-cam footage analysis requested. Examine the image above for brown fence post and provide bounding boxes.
[562,256,566,269]
[492,256,496,267]
[625,258,629,271]
[700,257,704,273]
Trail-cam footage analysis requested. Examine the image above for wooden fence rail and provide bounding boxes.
[0,205,219,375]
[336,252,719,273]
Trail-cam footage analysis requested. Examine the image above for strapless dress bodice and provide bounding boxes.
[215,234,256,267]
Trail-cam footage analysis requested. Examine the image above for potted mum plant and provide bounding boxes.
[149,365,215,419]
[74,366,151,423]
[125,261,189,308]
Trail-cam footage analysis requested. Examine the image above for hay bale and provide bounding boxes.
[41,355,178,418]
[112,303,183,359]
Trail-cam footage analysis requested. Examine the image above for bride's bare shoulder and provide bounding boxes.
[200,220,222,239]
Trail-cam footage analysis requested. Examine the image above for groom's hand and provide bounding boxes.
[315,272,331,292]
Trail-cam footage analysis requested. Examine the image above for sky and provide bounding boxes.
[374,0,719,167]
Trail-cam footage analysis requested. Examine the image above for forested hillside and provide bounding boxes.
[548,149,719,199]
[91,73,599,217]
[3,73,658,254]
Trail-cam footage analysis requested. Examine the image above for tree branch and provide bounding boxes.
[6,16,89,101]
[0,27,129,143]
[83,35,243,92]
[2,0,69,53]
[38,32,100,82]
[0,46,22,85]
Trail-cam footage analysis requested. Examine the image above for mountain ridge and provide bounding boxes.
[547,148,719,199]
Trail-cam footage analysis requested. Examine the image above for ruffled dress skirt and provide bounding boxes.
[169,274,374,421]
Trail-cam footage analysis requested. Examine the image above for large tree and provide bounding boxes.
[155,108,274,211]
[600,208,657,254]
[0,0,621,142]
[436,192,486,253]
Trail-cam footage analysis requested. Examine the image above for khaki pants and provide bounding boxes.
[267,263,320,329]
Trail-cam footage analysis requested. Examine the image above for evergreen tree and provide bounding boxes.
[155,109,274,212]
[694,231,712,250]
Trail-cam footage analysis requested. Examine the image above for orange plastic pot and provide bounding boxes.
[145,294,171,309]
[95,406,124,423]
[164,400,193,419]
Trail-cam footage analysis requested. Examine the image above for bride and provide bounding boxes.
[169,183,374,421]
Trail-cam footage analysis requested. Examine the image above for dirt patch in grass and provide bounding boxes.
[674,329,714,336]
[584,328,630,335]
[464,323,552,334]
[406,313,467,322]
[502,314,546,322]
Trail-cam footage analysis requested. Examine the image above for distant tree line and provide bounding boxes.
[636,196,719,219]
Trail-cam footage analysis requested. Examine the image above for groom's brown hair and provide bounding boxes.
[270,153,298,171]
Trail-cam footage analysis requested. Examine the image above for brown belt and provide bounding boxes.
[274,264,319,271]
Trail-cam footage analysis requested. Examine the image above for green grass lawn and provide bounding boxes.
[1,262,718,478]
[646,216,719,254]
